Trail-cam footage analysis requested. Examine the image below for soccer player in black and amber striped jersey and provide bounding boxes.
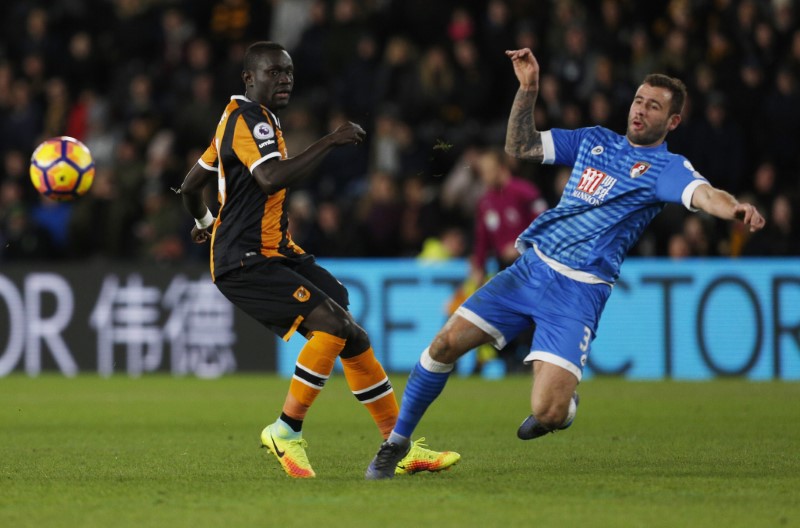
[180,41,459,478]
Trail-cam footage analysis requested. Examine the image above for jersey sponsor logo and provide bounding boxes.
[253,122,274,140]
[591,145,604,155]
[630,161,651,178]
[573,166,617,205]
[258,139,276,148]
[293,286,311,302]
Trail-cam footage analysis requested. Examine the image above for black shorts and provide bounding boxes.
[214,255,349,341]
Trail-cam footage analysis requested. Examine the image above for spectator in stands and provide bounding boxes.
[335,32,381,123]
[682,215,714,257]
[398,174,441,256]
[551,24,596,102]
[466,147,548,372]
[440,144,484,228]
[325,0,368,76]
[451,39,492,124]
[667,232,692,259]
[692,92,745,194]
[289,0,329,97]
[1,80,41,154]
[470,148,547,284]
[135,182,186,263]
[760,66,800,184]
[301,199,363,258]
[356,170,403,257]
[374,36,418,116]
[752,160,780,209]
[628,27,658,88]
[743,194,800,255]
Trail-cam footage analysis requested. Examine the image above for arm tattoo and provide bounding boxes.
[505,87,544,162]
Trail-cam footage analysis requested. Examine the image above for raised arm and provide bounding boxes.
[504,48,544,162]
[691,183,766,232]
[253,121,365,195]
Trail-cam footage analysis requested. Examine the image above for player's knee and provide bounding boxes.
[327,314,361,341]
[306,300,354,339]
[339,323,370,358]
[429,329,460,363]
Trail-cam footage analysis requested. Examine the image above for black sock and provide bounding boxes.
[280,412,303,432]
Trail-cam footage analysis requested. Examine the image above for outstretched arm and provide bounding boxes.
[504,48,544,162]
[691,184,766,232]
[253,121,365,195]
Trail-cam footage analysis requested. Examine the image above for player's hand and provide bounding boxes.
[734,203,766,232]
[330,121,366,146]
[190,225,212,244]
[505,48,539,90]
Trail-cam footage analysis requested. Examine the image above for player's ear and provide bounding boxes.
[667,113,681,131]
[242,69,253,87]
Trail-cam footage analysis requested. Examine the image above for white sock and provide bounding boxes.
[561,397,577,427]
[275,418,302,439]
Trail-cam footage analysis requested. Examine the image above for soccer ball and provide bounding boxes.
[29,136,95,201]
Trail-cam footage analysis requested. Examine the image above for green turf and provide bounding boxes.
[1,374,798,528]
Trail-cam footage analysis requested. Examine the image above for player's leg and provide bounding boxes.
[339,330,398,437]
[215,259,351,478]
[365,314,490,480]
[299,259,460,474]
[261,299,362,478]
[517,360,580,439]
[366,264,533,480]
[393,314,492,440]
[297,259,400,437]
[532,360,580,429]
[278,298,358,424]
[516,261,611,440]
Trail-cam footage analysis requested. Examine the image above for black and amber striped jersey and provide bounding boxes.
[199,95,305,281]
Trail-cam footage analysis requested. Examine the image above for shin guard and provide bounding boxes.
[284,332,345,420]
[341,347,399,438]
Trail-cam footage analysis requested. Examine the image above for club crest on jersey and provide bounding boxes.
[630,161,651,178]
[253,122,274,140]
[572,166,617,205]
[293,286,311,303]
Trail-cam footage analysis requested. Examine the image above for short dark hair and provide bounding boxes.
[642,73,687,115]
[243,41,286,71]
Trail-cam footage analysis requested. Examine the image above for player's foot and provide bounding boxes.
[260,424,316,478]
[395,437,461,475]
[517,392,580,440]
[365,440,410,480]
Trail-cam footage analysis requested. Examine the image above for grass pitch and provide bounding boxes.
[1,374,798,528]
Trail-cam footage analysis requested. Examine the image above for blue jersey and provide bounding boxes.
[516,126,709,282]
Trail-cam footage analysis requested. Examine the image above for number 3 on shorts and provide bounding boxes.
[578,326,591,352]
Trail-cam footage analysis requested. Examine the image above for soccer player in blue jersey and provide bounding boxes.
[365,47,766,479]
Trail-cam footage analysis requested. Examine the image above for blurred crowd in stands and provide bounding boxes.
[1,0,799,266]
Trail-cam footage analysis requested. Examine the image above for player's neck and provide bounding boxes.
[626,135,666,149]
